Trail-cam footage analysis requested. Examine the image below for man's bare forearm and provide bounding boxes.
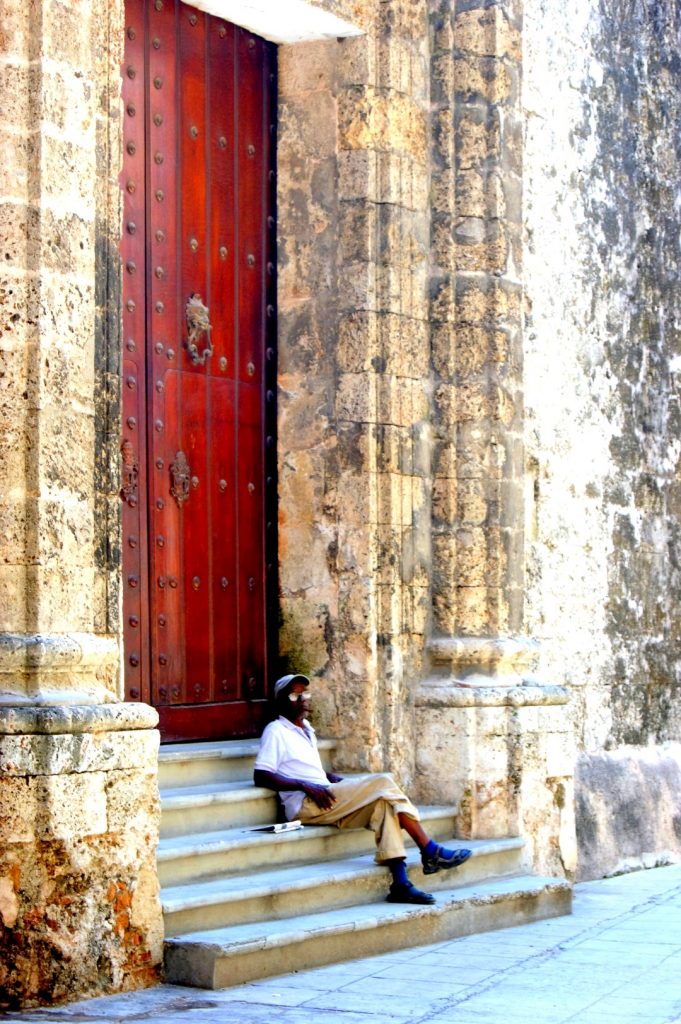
[253,768,336,810]
[253,768,308,792]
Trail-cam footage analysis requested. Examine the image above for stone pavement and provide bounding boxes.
[8,864,681,1024]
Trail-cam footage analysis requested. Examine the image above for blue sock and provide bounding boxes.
[424,839,438,857]
[386,858,409,886]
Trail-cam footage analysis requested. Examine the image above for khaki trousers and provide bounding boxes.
[298,773,420,863]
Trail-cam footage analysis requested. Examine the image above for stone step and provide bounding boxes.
[164,874,572,989]
[158,737,337,790]
[157,805,458,888]
[160,772,378,839]
[162,837,526,937]
[160,782,279,839]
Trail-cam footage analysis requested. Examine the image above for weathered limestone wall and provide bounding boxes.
[0,706,162,1009]
[413,0,577,878]
[0,0,163,1006]
[277,0,577,877]
[277,0,433,782]
[523,0,681,878]
[0,0,119,702]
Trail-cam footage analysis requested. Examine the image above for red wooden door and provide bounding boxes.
[120,0,277,741]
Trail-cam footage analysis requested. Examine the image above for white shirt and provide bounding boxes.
[254,716,329,819]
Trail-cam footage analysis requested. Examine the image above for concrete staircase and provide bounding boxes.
[157,739,572,989]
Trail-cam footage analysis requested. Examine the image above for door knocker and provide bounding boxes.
[170,451,191,508]
[120,439,139,507]
[185,293,213,365]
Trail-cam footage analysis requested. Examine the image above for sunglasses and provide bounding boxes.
[287,692,311,703]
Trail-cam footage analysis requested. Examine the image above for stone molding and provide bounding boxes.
[0,633,119,706]
[0,702,158,736]
[0,721,159,779]
[415,680,569,708]
[425,634,540,687]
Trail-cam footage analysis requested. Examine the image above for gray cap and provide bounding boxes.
[274,673,310,698]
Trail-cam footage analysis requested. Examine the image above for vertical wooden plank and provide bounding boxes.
[207,21,237,382]
[181,373,212,702]
[209,20,239,698]
[147,0,182,708]
[179,3,212,702]
[121,0,150,703]
[156,369,183,699]
[263,43,278,692]
[235,29,267,701]
[211,379,239,699]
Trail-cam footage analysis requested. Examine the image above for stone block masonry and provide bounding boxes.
[277,4,434,784]
[0,0,122,700]
[0,705,162,1009]
[0,0,163,1007]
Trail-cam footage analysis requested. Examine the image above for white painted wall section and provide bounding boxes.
[186,0,363,43]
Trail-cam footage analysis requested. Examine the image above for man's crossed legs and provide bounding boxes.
[298,773,471,904]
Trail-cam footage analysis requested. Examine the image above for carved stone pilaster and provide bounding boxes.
[429,0,525,640]
[420,1,576,878]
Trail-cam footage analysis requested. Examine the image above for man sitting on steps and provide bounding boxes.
[253,673,472,905]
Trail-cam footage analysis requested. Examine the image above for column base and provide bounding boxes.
[0,632,120,706]
[0,702,163,1009]
[415,652,577,879]
[426,635,540,687]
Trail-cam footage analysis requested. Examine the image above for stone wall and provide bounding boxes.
[0,706,162,1009]
[277,2,433,782]
[0,0,163,1006]
[523,0,681,878]
[277,0,577,874]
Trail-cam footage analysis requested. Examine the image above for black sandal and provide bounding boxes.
[386,881,436,905]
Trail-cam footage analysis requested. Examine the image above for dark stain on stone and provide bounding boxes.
[94,220,122,636]
[585,1,681,745]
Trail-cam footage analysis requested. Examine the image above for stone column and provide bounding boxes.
[0,0,162,1006]
[415,0,576,875]
[0,0,120,704]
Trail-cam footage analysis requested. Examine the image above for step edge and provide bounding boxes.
[160,773,379,805]
[161,785,275,808]
[164,876,571,953]
[161,838,526,896]
[159,738,338,763]
[160,845,526,912]
[156,810,462,860]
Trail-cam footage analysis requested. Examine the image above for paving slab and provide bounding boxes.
[5,863,681,1024]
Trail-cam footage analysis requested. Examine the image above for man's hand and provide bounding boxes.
[302,782,336,811]
[326,772,344,784]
